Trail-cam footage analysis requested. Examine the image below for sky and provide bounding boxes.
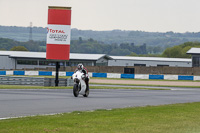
[0,0,200,33]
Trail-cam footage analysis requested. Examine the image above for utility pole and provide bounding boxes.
[29,22,33,41]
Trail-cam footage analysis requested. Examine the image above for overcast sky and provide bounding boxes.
[0,0,200,33]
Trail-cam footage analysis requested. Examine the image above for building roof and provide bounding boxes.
[0,51,191,62]
[110,56,191,62]
[0,51,109,60]
[187,48,200,54]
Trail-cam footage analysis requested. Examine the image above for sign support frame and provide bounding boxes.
[46,6,71,87]
[55,62,60,86]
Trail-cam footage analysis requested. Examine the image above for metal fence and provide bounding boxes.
[0,76,74,86]
[44,78,74,87]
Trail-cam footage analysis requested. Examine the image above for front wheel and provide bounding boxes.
[73,84,79,97]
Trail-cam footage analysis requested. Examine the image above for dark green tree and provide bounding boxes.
[10,46,29,51]
[0,48,6,51]
[162,42,200,58]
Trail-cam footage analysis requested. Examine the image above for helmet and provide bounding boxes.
[77,63,83,70]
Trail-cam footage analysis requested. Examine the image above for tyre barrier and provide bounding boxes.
[0,76,73,86]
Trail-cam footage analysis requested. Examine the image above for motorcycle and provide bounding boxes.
[72,70,89,97]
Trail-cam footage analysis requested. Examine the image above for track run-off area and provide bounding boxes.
[0,78,200,119]
[90,78,200,87]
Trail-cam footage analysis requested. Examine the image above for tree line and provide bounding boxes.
[0,37,199,58]
[162,42,200,58]
[0,38,45,52]
[0,37,150,56]
[70,37,149,55]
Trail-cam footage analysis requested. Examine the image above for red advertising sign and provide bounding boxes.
[46,6,71,60]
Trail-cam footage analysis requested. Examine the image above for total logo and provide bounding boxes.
[47,28,65,34]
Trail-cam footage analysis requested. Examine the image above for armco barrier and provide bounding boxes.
[66,72,74,76]
[121,74,134,79]
[107,73,121,78]
[164,75,178,80]
[134,74,149,79]
[14,71,25,75]
[25,71,39,76]
[52,72,66,76]
[1,70,200,81]
[149,75,164,80]
[194,76,200,81]
[6,71,13,75]
[39,71,52,76]
[92,73,107,78]
[0,71,6,75]
[178,75,194,80]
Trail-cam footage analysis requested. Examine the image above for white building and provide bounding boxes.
[0,51,192,70]
[0,51,110,69]
[187,48,200,67]
[108,56,192,67]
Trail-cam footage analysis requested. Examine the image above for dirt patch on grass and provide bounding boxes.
[90,79,200,87]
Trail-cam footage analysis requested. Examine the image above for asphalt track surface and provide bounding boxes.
[1,86,200,119]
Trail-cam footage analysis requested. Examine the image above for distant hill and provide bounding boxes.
[1,25,200,49]
[0,26,46,42]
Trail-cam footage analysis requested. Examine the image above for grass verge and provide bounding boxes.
[0,102,200,133]
[91,77,200,82]
[91,82,200,88]
[0,85,168,90]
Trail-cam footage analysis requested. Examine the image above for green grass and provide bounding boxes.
[2,75,71,79]
[0,85,72,89]
[0,85,168,90]
[90,86,168,90]
[0,102,200,133]
[91,77,200,82]
[91,82,200,88]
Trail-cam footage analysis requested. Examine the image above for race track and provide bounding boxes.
[1,87,200,119]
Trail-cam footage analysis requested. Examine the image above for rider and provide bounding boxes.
[74,63,89,89]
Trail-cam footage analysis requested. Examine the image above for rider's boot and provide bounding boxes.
[85,80,89,91]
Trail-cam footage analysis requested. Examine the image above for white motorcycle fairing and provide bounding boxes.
[79,79,86,95]
[72,70,87,96]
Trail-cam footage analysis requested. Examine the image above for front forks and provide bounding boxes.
[78,83,81,92]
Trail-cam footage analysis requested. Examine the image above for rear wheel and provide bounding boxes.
[73,84,79,97]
